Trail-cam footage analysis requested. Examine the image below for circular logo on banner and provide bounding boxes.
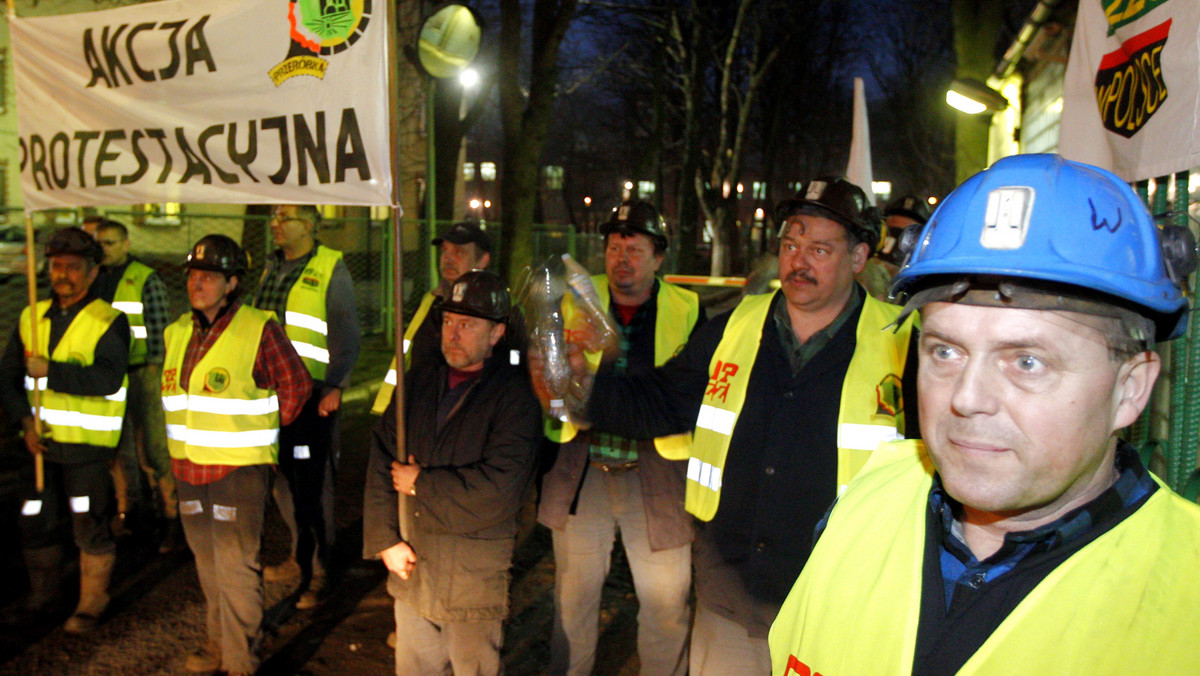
[204,368,231,393]
[269,0,374,85]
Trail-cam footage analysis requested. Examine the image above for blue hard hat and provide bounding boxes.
[891,154,1192,340]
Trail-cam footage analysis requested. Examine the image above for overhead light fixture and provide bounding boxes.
[946,78,1008,114]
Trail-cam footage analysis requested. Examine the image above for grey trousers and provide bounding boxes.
[548,468,691,676]
[178,464,270,675]
[392,598,503,676]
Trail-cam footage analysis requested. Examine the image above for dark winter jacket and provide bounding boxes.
[363,349,542,622]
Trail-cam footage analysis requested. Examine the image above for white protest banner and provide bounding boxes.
[11,0,394,211]
[1059,0,1200,182]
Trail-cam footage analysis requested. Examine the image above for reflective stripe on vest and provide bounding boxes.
[768,441,1200,676]
[281,245,341,381]
[685,291,914,521]
[112,261,155,366]
[371,292,437,415]
[544,275,701,451]
[162,305,279,465]
[19,299,128,447]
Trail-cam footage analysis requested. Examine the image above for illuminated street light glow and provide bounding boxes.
[469,198,481,209]
[484,200,491,208]
[946,90,988,114]
[945,78,1008,115]
[459,67,480,89]
[584,196,592,206]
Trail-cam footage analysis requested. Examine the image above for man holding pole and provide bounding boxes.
[0,227,130,633]
[364,270,541,676]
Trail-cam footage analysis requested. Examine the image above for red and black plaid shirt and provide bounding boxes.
[171,299,312,485]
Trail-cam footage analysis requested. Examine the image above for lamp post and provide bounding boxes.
[416,3,483,289]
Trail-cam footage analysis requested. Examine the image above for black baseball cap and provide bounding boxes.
[433,220,492,253]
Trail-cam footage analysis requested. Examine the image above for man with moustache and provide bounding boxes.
[363,270,541,676]
[254,204,360,609]
[770,154,1200,674]
[566,178,919,673]
[0,227,129,633]
[372,220,493,414]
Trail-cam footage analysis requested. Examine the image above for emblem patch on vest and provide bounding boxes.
[875,374,902,417]
[302,275,321,287]
[162,368,178,394]
[705,360,739,403]
[204,367,231,393]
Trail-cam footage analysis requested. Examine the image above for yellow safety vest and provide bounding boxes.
[371,291,437,415]
[545,275,700,461]
[768,440,1200,676]
[20,299,128,448]
[280,245,341,381]
[111,260,155,366]
[161,305,280,466]
[687,291,914,521]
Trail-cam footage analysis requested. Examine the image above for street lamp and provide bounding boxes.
[416,3,482,287]
[459,67,480,89]
[946,78,1008,115]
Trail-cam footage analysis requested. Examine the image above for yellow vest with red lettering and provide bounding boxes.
[371,291,437,415]
[161,305,279,466]
[20,299,128,447]
[686,291,913,521]
[768,440,1200,676]
[544,275,699,460]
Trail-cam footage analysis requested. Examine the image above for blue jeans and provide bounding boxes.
[549,467,691,676]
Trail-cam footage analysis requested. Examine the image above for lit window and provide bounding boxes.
[638,181,655,197]
[464,162,476,182]
[544,166,564,190]
[144,203,182,226]
[481,162,497,182]
[752,182,766,199]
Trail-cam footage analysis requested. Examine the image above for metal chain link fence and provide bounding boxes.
[0,207,403,346]
[0,208,595,354]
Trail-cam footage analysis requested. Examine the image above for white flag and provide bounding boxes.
[845,77,875,201]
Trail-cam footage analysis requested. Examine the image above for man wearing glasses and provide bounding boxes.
[254,204,361,609]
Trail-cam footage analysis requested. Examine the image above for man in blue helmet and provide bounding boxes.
[769,154,1200,675]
